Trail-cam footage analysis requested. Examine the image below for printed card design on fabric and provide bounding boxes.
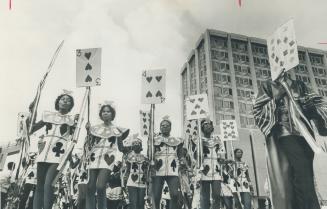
[267,19,299,81]
[220,120,238,141]
[76,48,102,87]
[185,94,209,120]
[184,120,198,142]
[140,110,151,137]
[17,112,29,138]
[141,69,166,104]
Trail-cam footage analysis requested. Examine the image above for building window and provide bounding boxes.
[295,75,311,84]
[232,41,247,52]
[210,36,228,49]
[298,51,306,62]
[236,76,253,87]
[211,50,228,61]
[309,54,324,66]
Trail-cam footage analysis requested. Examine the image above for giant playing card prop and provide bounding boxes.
[141,69,166,104]
[76,48,102,87]
[184,120,198,142]
[140,110,151,137]
[220,120,238,141]
[185,94,209,120]
[17,112,29,138]
[267,19,299,81]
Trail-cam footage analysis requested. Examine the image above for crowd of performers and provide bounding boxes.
[0,91,254,209]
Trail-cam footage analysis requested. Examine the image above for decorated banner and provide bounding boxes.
[184,119,198,142]
[139,110,151,137]
[76,48,102,87]
[185,94,209,120]
[141,69,166,104]
[17,112,29,138]
[267,19,299,81]
[220,120,238,141]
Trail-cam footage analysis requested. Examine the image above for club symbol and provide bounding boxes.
[84,52,91,60]
[52,142,65,157]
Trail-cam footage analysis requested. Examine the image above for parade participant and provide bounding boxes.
[85,102,129,209]
[0,162,15,209]
[196,118,225,209]
[29,90,78,209]
[107,160,124,209]
[125,138,149,209]
[152,117,186,209]
[253,74,327,209]
[19,152,38,209]
[233,148,253,209]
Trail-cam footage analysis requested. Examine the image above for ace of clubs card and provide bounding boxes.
[141,69,166,104]
[220,120,238,141]
[185,94,209,120]
[76,48,102,87]
[267,19,299,81]
[140,110,151,137]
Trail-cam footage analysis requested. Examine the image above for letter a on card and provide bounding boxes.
[185,94,209,120]
[141,69,166,104]
[76,48,102,87]
[267,19,299,81]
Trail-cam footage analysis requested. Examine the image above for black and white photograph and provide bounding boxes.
[1,0,327,209]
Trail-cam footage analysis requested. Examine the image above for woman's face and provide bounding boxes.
[58,95,73,112]
[235,150,243,159]
[101,106,113,121]
[160,121,171,135]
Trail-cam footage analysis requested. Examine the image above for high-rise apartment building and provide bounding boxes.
[180,29,327,200]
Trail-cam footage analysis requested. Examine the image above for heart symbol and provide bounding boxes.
[84,52,91,60]
[202,165,210,175]
[142,113,146,117]
[85,75,92,82]
[195,104,201,109]
[146,91,152,98]
[143,118,147,123]
[131,174,138,182]
[104,154,115,166]
[200,109,206,114]
[155,76,162,82]
[198,98,204,102]
[155,159,163,171]
[191,111,197,115]
[85,63,92,71]
[155,91,162,97]
[146,77,153,83]
[190,99,195,103]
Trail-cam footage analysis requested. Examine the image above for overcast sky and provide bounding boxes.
[0,0,326,147]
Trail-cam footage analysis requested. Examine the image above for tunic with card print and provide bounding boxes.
[153,136,183,176]
[36,111,75,164]
[126,152,149,188]
[87,124,128,170]
[235,161,251,192]
[200,135,225,181]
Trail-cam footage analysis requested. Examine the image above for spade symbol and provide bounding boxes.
[200,109,206,114]
[146,77,153,83]
[155,91,162,97]
[187,124,191,128]
[84,52,91,60]
[85,63,92,71]
[143,124,147,129]
[186,129,190,133]
[144,130,148,135]
[28,171,35,179]
[146,91,152,98]
[155,76,162,82]
[85,75,93,82]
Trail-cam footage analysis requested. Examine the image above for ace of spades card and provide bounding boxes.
[140,110,151,137]
[220,120,238,141]
[76,48,102,87]
[267,19,299,81]
[141,69,166,104]
[184,120,198,142]
[185,94,209,120]
[17,112,29,138]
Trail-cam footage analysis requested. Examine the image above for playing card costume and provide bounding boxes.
[253,78,327,209]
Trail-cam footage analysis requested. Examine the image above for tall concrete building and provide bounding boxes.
[180,29,327,201]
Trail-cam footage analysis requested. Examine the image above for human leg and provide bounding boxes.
[43,163,58,209]
[240,192,252,209]
[211,180,222,209]
[166,176,182,209]
[96,169,111,209]
[33,162,48,209]
[152,176,164,209]
[86,169,99,209]
[200,181,211,209]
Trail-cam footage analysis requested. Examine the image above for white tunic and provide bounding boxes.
[36,111,74,164]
